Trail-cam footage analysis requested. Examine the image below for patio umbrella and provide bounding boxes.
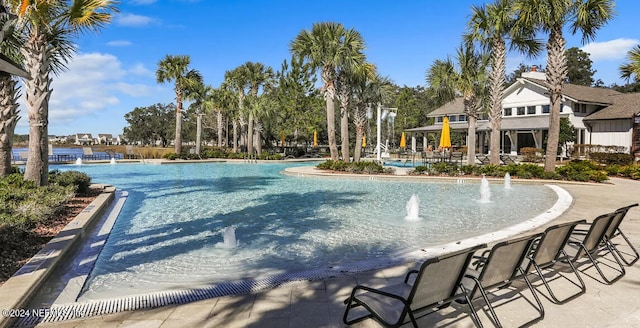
[362,136,366,148]
[281,131,285,147]
[439,117,451,149]
[313,130,318,147]
[399,132,406,148]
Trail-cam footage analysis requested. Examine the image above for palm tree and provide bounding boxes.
[467,0,540,165]
[426,44,488,165]
[156,54,203,154]
[515,0,614,172]
[336,29,367,161]
[10,0,116,185]
[290,22,366,160]
[223,67,249,153]
[351,65,389,162]
[242,61,274,156]
[0,7,24,176]
[620,45,640,82]
[206,87,234,147]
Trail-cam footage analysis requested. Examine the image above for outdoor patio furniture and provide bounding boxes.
[500,155,516,165]
[343,244,486,328]
[525,220,587,304]
[565,212,625,284]
[460,233,545,328]
[449,151,463,165]
[574,203,639,266]
[476,155,490,165]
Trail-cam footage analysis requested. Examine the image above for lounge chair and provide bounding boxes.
[449,151,463,165]
[565,212,625,284]
[525,220,587,304]
[343,244,486,328]
[460,233,545,328]
[476,155,490,165]
[499,155,516,165]
[600,204,639,266]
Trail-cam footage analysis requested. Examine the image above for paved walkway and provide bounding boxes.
[35,175,640,328]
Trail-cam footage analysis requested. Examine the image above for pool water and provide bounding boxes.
[55,162,558,300]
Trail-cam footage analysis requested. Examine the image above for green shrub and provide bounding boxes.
[163,152,178,160]
[460,165,478,175]
[589,152,633,165]
[49,170,91,194]
[479,164,501,176]
[555,160,608,182]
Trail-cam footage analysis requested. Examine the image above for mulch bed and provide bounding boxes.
[0,190,101,286]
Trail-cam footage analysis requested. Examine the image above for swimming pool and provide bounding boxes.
[54,162,559,300]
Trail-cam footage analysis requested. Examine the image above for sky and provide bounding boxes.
[13,0,640,137]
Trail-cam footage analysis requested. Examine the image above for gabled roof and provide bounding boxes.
[427,97,465,117]
[584,93,640,121]
[522,77,620,105]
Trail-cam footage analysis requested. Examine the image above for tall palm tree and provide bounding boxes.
[242,61,274,156]
[0,7,25,176]
[207,87,234,147]
[336,29,367,161]
[515,0,614,172]
[351,64,388,162]
[10,0,117,186]
[426,44,488,165]
[467,0,540,165]
[290,22,365,160]
[223,67,249,153]
[156,54,203,154]
[620,45,640,82]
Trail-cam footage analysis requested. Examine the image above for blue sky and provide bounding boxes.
[15,0,640,137]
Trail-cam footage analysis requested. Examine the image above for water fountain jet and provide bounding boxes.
[222,227,238,248]
[479,175,491,203]
[405,194,421,221]
[75,157,83,165]
[504,172,512,189]
[110,158,116,165]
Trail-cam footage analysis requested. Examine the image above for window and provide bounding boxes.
[542,105,550,114]
[504,108,512,116]
[459,115,466,122]
[436,116,443,123]
[517,107,525,115]
[581,104,587,113]
[527,106,536,115]
[449,115,457,122]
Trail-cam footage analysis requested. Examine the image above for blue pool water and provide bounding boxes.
[54,162,558,299]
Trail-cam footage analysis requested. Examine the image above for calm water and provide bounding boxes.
[53,162,558,299]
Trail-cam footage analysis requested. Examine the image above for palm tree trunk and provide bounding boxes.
[465,97,478,166]
[22,32,50,186]
[175,91,183,154]
[322,67,338,160]
[255,121,262,155]
[217,109,223,147]
[352,106,366,162]
[489,38,506,165]
[338,74,350,161]
[0,74,20,176]
[544,25,567,172]
[247,113,254,155]
[232,119,238,153]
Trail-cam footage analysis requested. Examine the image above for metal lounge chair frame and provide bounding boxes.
[462,233,545,328]
[566,212,625,284]
[343,244,486,328]
[603,204,639,265]
[526,220,587,304]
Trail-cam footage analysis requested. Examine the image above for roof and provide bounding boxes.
[584,93,640,121]
[427,98,465,116]
[522,77,620,104]
[405,115,559,134]
[0,53,29,78]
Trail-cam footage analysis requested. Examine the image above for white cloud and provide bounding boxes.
[129,63,154,77]
[581,38,639,61]
[107,40,132,47]
[116,13,157,27]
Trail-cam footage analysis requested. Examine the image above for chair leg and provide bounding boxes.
[343,295,371,325]
[518,267,545,319]
[532,251,586,304]
[612,230,640,266]
[581,242,625,284]
[471,276,503,328]
[458,283,484,328]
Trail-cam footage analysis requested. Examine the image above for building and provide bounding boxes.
[406,69,640,159]
[98,134,114,145]
[74,133,94,146]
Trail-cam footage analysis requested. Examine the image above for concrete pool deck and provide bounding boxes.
[6,167,640,327]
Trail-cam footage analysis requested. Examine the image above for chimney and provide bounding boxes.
[531,65,537,72]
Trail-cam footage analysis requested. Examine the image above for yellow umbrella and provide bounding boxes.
[439,117,451,149]
[281,131,285,147]
[362,136,366,148]
[313,130,318,147]
[399,132,406,148]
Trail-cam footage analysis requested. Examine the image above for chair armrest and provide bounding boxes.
[350,285,408,303]
[404,270,419,283]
